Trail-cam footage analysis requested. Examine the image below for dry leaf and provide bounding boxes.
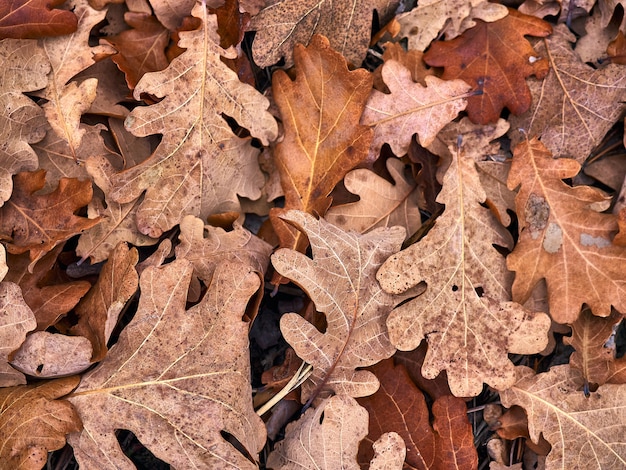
[508,24,626,162]
[506,138,626,323]
[249,0,399,67]
[10,331,93,378]
[270,34,372,257]
[326,157,422,238]
[0,170,100,270]
[271,210,405,401]
[0,281,36,387]
[361,60,471,158]
[0,0,77,39]
[423,8,552,124]
[68,259,265,469]
[500,365,626,469]
[372,43,435,90]
[70,242,138,362]
[0,376,82,469]
[369,432,406,470]
[377,147,550,397]
[103,3,277,237]
[0,39,49,206]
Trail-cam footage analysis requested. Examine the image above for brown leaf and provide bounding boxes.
[509,25,626,161]
[104,3,277,237]
[0,170,100,270]
[372,43,435,90]
[326,158,422,238]
[506,138,626,323]
[377,147,550,397]
[394,342,452,400]
[70,242,138,362]
[500,365,626,469]
[0,0,77,39]
[68,259,265,469]
[249,0,399,67]
[361,60,471,158]
[271,34,372,258]
[423,8,552,124]
[0,281,36,387]
[0,376,82,469]
[0,39,49,206]
[271,210,405,401]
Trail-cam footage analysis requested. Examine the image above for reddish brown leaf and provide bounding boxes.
[0,170,100,270]
[0,0,77,39]
[423,8,552,124]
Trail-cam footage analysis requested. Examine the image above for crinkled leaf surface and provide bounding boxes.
[0,376,82,470]
[0,0,77,39]
[423,8,552,124]
[271,210,405,401]
[500,365,626,470]
[361,60,471,157]
[508,24,626,162]
[68,259,265,469]
[249,0,399,67]
[377,148,550,397]
[103,3,277,237]
[506,138,626,323]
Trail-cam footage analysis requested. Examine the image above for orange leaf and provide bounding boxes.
[423,8,552,124]
[0,0,77,39]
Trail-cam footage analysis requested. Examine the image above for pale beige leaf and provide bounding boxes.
[369,432,406,470]
[500,365,626,470]
[266,395,368,470]
[0,245,6,282]
[271,211,405,401]
[68,259,265,469]
[377,149,550,397]
[326,158,421,237]
[10,332,92,378]
[362,61,470,158]
[0,282,37,387]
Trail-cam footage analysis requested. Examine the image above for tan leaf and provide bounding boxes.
[271,210,405,401]
[104,3,277,237]
[377,148,550,397]
[508,24,626,162]
[372,42,435,90]
[266,394,370,470]
[270,34,372,258]
[0,39,49,206]
[68,259,265,469]
[0,282,36,387]
[249,0,399,67]
[369,432,406,470]
[0,376,82,470]
[10,331,93,378]
[397,0,508,52]
[326,158,422,238]
[361,60,471,158]
[500,365,626,469]
[70,242,138,362]
[506,138,626,323]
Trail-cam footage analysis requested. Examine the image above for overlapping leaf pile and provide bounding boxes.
[1,0,626,469]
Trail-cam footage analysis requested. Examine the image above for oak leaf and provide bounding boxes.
[397,0,508,52]
[102,3,277,237]
[0,281,36,387]
[506,138,626,323]
[0,376,82,469]
[372,43,435,90]
[67,259,265,469]
[377,147,551,397]
[271,34,372,257]
[326,158,422,238]
[499,365,626,469]
[508,24,626,162]
[249,0,399,67]
[271,210,406,401]
[361,60,471,158]
[358,360,478,470]
[0,170,100,270]
[0,0,77,39]
[423,8,552,124]
[267,394,404,470]
[0,39,49,206]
